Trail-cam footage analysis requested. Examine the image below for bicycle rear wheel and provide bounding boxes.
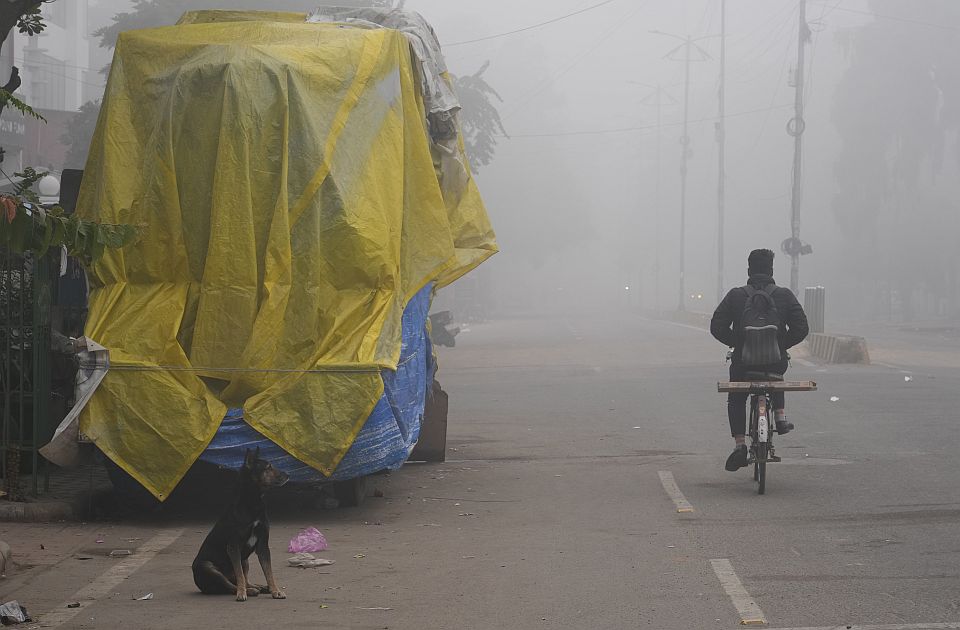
[755,443,767,494]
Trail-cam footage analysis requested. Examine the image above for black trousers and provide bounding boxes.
[727,362,788,437]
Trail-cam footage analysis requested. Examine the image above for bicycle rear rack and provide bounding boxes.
[717,380,817,393]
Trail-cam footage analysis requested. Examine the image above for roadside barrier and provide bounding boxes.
[806,333,870,364]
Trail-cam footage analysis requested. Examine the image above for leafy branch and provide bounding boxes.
[0,89,44,122]
[0,169,138,264]
[16,4,46,37]
[453,62,507,174]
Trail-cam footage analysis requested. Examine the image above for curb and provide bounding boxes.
[805,333,870,364]
[0,492,91,523]
[0,500,76,522]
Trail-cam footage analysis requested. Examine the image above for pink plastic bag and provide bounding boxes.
[288,527,328,553]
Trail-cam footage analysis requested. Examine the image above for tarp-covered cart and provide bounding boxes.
[46,8,496,501]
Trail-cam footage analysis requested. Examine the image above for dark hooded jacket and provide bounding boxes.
[710,274,809,366]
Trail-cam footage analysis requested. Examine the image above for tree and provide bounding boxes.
[0,1,46,47]
[831,0,960,318]
[454,62,507,175]
[0,2,136,261]
[0,2,48,136]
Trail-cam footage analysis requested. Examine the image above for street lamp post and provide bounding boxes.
[650,30,713,312]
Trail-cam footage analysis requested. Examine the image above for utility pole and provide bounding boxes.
[651,30,712,312]
[637,84,678,314]
[717,0,727,303]
[787,0,809,294]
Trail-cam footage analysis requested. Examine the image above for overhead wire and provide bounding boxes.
[14,58,105,89]
[501,0,649,120]
[727,1,799,51]
[807,2,960,31]
[736,25,795,158]
[803,0,842,110]
[725,2,801,80]
[444,0,620,47]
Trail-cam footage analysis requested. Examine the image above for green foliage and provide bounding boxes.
[0,89,44,121]
[453,62,506,175]
[16,4,45,37]
[0,170,137,264]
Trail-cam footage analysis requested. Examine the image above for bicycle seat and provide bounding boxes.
[743,371,784,382]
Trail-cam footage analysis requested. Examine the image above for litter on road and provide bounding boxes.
[288,527,328,553]
[0,601,30,624]
[134,593,153,601]
[287,553,335,568]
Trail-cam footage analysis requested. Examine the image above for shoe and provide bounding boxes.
[725,444,748,471]
[775,418,794,435]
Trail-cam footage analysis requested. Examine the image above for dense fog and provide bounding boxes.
[80,1,960,324]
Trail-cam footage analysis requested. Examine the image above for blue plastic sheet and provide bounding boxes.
[197,283,434,482]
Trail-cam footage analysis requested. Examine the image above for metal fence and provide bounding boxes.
[0,246,54,498]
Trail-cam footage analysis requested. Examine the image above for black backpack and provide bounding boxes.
[739,284,782,366]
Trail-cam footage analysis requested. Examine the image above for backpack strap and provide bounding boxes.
[744,284,776,298]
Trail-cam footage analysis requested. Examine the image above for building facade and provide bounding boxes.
[0,1,94,171]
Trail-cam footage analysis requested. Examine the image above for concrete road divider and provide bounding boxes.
[806,333,870,364]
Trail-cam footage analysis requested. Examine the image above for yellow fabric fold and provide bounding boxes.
[77,14,497,499]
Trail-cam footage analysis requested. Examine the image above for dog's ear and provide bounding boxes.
[244,448,256,469]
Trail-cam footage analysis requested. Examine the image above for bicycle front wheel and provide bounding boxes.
[755,443,767,495]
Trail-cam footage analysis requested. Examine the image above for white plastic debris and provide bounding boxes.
[830,396,840,402]
[134,593,153,601]
[0,601,30,624]
[287,553,335,568]
[904,376,913,382]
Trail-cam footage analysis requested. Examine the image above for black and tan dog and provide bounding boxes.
[192,448,289,601]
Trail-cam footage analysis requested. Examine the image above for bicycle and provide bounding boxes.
[718,372,817,494]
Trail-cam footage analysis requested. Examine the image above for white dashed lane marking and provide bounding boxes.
[37,528,185,628]
[657,470,694,513]
[710,558,767,626]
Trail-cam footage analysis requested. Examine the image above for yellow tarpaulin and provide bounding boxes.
[76,13,497,500]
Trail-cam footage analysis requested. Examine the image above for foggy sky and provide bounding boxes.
[415,0,872,317]
[83,1,954,323]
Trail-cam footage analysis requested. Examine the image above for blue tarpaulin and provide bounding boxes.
[197,283,434,481]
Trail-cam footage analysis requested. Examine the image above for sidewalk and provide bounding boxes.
[0,462,110,522]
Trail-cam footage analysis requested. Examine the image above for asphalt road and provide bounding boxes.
[3,315,960,630]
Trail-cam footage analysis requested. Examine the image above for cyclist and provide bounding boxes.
[710,249,809,471]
